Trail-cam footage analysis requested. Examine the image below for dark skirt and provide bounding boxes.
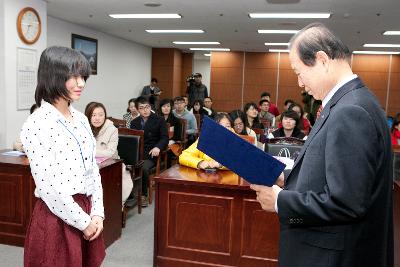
[24,194,106,267]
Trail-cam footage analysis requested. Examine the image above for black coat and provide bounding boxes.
[130,113,168,161]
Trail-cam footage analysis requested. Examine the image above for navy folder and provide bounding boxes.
[197,116,285,186]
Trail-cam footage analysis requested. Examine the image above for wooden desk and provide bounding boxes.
[0,150,122,248]
[154,165,279,267]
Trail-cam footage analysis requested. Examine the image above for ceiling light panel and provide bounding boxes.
[353,51,400,55]
[109,14,181,19]
[173,41,220,45]
[146,30,204,33]
[258,30,299,34]
[383,31,400,35]
[363,44,400,48]
[190,48,230,51]
[265,42,290,46]
[269,49,290,53]
[249,13,330,19]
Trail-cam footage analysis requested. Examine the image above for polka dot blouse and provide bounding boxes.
[20,101,104,231]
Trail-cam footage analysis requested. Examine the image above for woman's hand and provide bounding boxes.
[89,215,104,241]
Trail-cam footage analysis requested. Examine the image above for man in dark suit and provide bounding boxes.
[130,96,168,206]
[251,22,393,267]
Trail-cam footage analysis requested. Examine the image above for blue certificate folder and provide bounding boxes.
[197,116,286,186]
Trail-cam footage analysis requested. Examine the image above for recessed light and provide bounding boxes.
[144,3,162,7]
[265,42,290,46]
[383,31,400,35]
[363,44,400,48]
[109,14,181,19]
[190,48,230,51]
[173,41,220,45]
[353,51,400,55]
[146,29,204,33]
[269,49,290,53]
[249,13,330,19]
[204,53,211,56]
[258,30,299,34]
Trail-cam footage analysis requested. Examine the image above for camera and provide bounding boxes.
[186,74,195,84]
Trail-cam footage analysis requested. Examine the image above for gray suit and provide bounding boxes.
[277,78,393,267]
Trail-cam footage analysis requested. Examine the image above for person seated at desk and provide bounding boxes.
[392,119,400,146]
[179,113,231,170]
[85,102,133,206]
[268,110,306,140]
[172,96,198,146]
[13,104,38,152]
[228,109,257,146]
[123,98,140,128]
[130,96,168,207]
[158,98,179,142]
[244,102,264,130]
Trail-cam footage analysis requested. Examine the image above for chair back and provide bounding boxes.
[194,114,201,130]
[265,137,304,159]
[108,117,126,128]
[174,118,188,143]
[117,128,144,165]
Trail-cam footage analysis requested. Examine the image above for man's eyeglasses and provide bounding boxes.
[138,105,151,111]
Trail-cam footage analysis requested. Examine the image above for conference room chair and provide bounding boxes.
[265,137,305,159]
[108,117,127,128]
[194,113,201,131]
[117,128,144,227]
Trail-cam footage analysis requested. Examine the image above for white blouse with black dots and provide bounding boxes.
[20,101,104,231]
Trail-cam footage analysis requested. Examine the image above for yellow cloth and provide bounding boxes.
[179,139,228,170]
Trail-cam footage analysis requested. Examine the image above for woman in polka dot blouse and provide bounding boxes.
[20,46,105,267]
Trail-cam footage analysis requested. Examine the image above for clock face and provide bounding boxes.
[17,7,41,44]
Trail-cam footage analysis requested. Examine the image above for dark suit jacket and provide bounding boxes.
[130,113,168,161]
[277,78,393,267]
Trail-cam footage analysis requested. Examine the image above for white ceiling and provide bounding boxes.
[47,0,400,57]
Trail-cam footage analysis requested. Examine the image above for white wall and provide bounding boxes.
[47,16,152,118]
[193,58,211,95]
[1,0,47,149]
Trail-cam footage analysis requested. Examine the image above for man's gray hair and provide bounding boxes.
[289,22,351,66]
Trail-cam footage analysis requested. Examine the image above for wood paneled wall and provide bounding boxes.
[209,51,400,116]
[151,48,193,100]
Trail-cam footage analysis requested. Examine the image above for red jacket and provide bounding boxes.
[391,128,400,146]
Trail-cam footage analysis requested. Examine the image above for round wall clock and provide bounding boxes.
[17,7,41,45]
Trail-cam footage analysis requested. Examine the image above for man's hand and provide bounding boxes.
[89,215,104,241]
[275,172,285,188]
[149,147,160,157]
[250,184,282,212]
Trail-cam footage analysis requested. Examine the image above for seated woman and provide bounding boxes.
[179,113,231,170]
[13,104,38,151]
[244,102,264,130]
[269,110,306,140]
[123,98,139,128]
[229,109,257,145]
[288,102,311,135]
[158,98,179,144]
[86,102,133,206]
[392,119,400,146]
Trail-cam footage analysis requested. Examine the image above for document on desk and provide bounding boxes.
[2,150,25,156]
[198,117,285,186]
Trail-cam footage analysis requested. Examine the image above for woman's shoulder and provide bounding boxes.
[99,119,117,136]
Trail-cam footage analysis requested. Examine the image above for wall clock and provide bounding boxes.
[17,7,41,45]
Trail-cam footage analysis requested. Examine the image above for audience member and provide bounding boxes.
[274,99,294,127]
[179,113,231,170]
[172,96,198,146]
[130,96,168,207]
[13,103,38,151]
[288,102,311,134]
[158,98,180,142]
[202,97,217,118]
[258,99,275,126]
[244,102,264,130]
[141,77,161,109]
[392,119,400,146]
[85,102,133,206]
[260,92,280,116]
[123,98,139,128]
[228,109,257,145]
[268,110,306,139]
[186,73,208,108]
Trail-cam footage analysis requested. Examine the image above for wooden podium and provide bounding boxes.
[154,165,280,267]
[0,150,122,248]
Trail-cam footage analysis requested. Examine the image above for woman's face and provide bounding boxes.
[129,102,138,115]
[161,103,171,115]
[282,116,296,131]
[66,76,85,102]
[218,117,232,129]
[246,105,258,118]
[91,107,106,128]
[194,102,201,111]
[233,118,244,133]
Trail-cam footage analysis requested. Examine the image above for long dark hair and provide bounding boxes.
[288,102,305,130]
[85,102,107,137]
[243,102,262,129]
[35,46,91,106]
[229,109,247,135]
[157,98,174,120]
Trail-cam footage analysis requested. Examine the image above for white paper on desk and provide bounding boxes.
[2,150,25,156]
[273,156,294,170]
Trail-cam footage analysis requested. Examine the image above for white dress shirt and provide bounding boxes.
[20,101,104,231]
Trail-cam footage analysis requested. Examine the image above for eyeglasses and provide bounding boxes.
[138,105,151,111]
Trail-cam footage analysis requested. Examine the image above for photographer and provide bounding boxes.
[186,73,208,109]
